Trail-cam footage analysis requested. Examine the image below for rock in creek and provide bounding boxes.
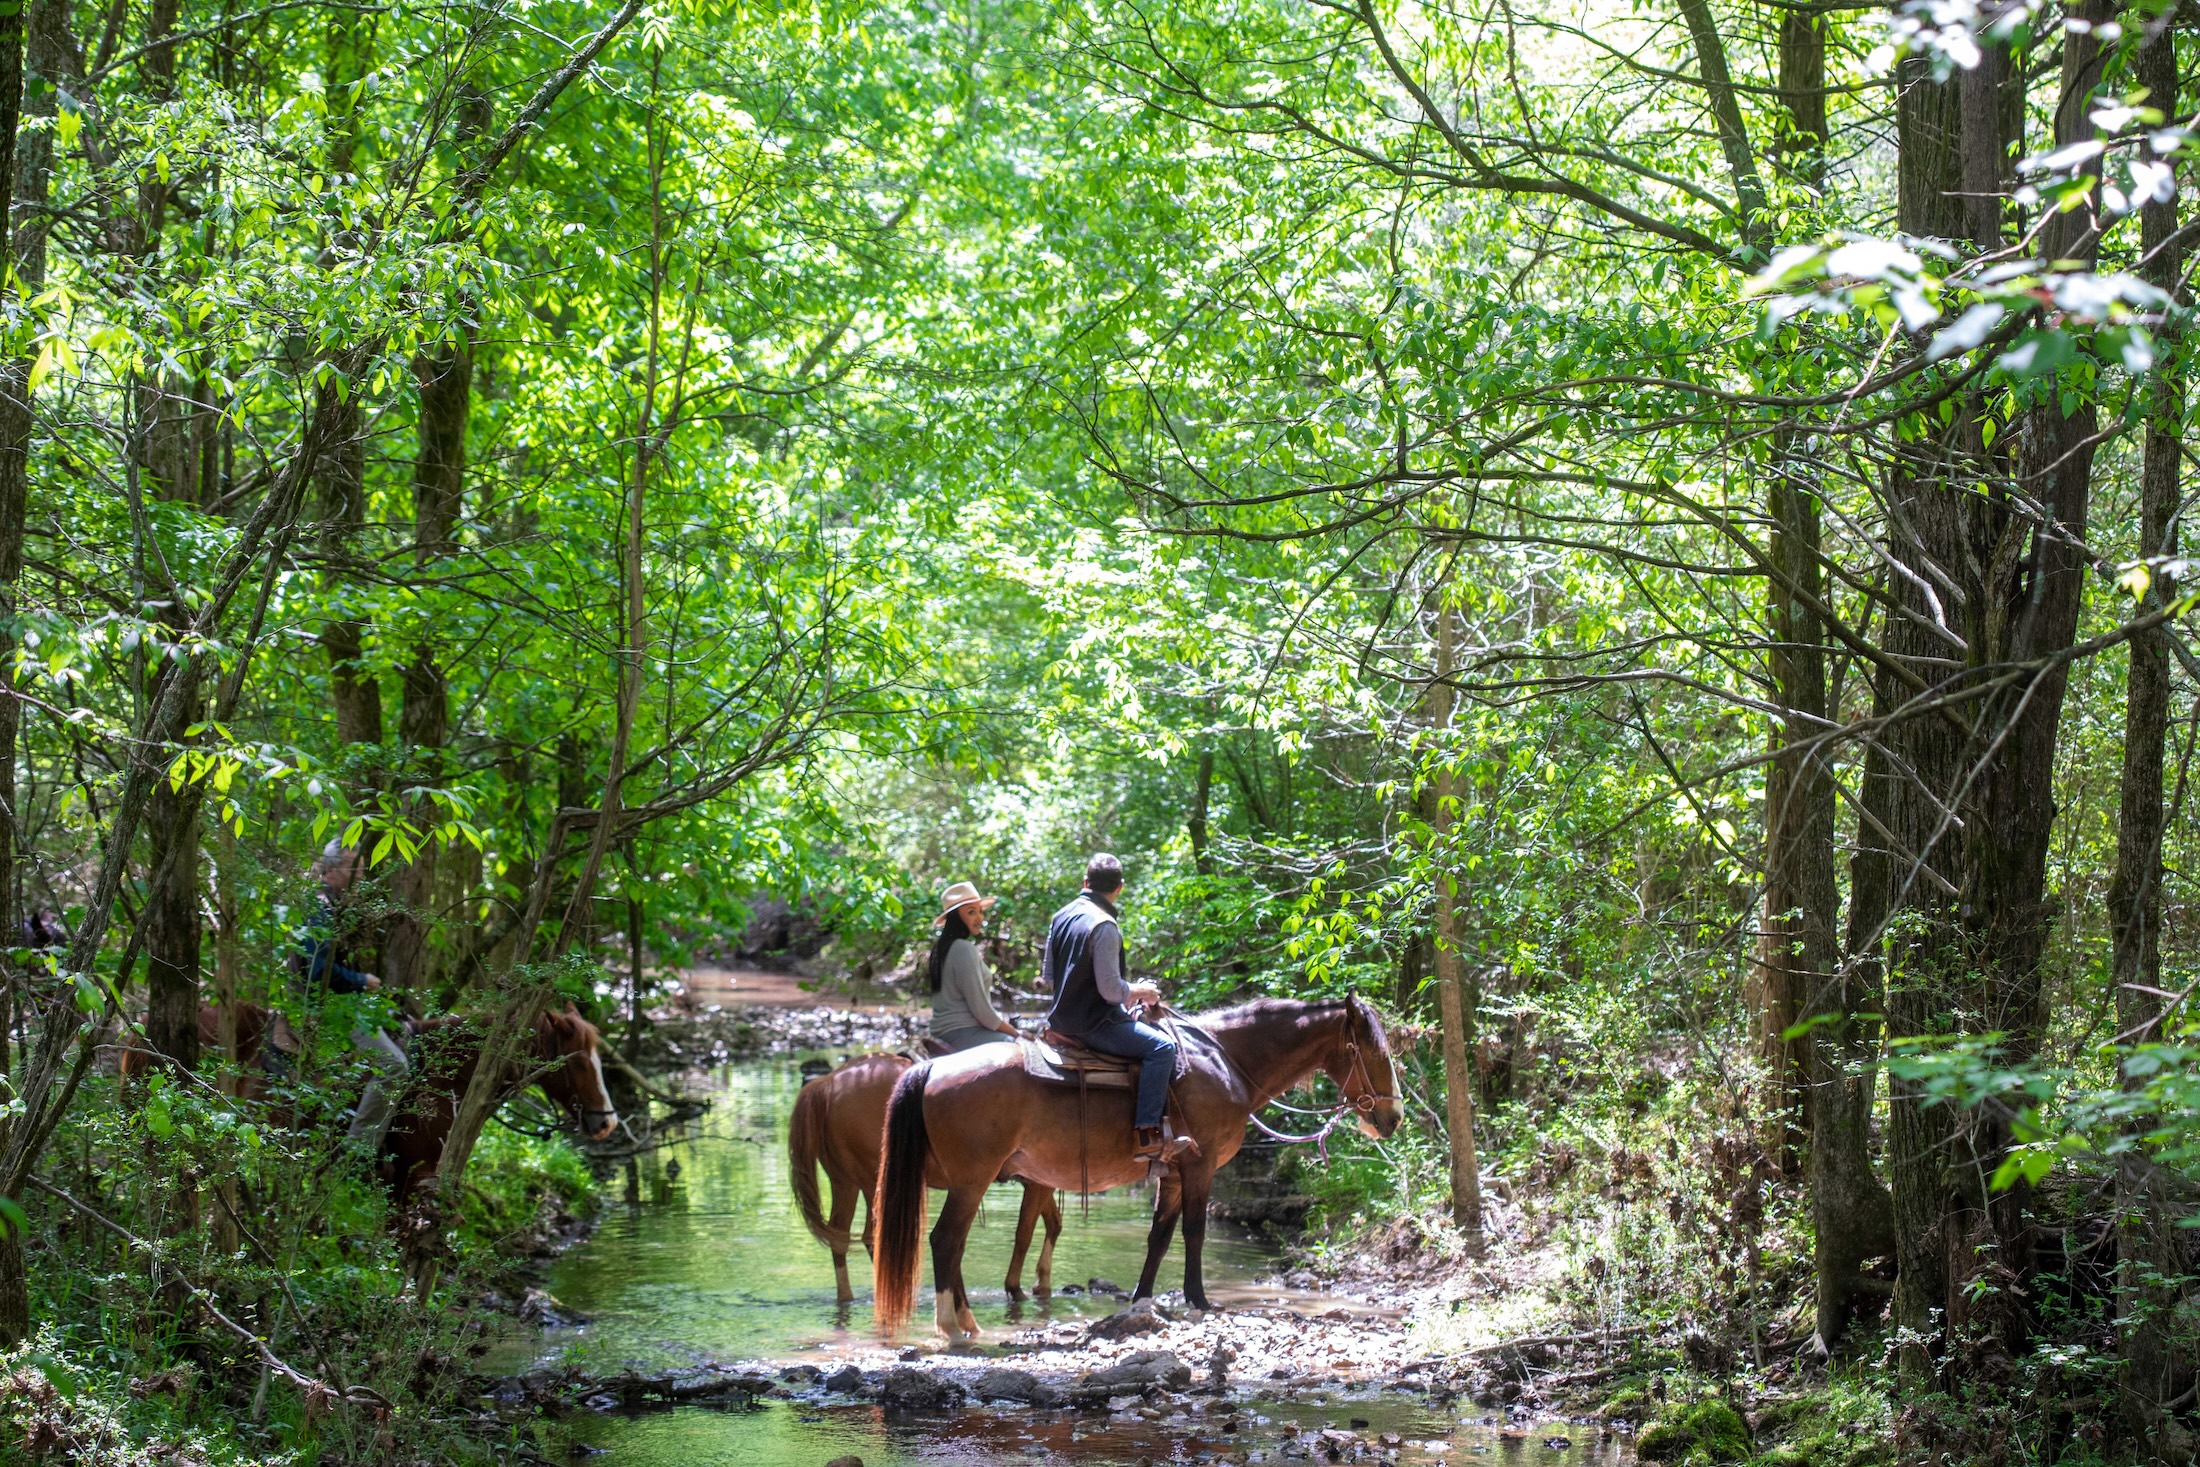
[590,1368,772,1406]
[970,1367,1061,1406]
[879,1366,966,1410]
[823,1456,864,1467]
[824,1364,866,1394]
[1076,1349,1192,1398]
[1086,1299,1168,1340]
[519,1288,585,1327]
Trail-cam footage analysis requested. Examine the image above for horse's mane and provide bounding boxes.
[1191,994,1370,1035]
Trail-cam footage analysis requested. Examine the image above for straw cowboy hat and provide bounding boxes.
[935,881,998,923]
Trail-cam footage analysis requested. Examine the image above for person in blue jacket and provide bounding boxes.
[296,840,409,1148]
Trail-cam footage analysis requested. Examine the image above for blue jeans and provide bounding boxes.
[1079,1018,1176,1129]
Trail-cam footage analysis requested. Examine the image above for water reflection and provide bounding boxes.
[552,1396,1635,1467]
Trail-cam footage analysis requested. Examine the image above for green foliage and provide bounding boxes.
[0,1329,290,1466]
[1638,1400,1752,1465]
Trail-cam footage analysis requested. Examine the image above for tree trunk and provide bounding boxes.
[1754,0,1824,1147]
[386,649,449,990]
[211,820,241,1256]
[317,387,382,748]
[1429,594,1483,1247]
[1763,13,1893,1347]
[382,103,483,993]
[1879,16,2107,1381]
[1188,750,1213,875]
[1936,14,2105,1379]
[2111,23,2186,1447]
[1881,44,1988,1380]
[143,701,205,1069]
[0,0,30,1349]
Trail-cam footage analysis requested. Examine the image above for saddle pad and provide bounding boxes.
[1019,1036,1135,1088]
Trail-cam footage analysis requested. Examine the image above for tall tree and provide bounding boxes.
[2108,20,2187,1447]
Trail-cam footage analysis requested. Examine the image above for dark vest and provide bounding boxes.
[1044,892,1125,1037]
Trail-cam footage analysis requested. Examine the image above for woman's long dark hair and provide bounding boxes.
[927,909,972,994]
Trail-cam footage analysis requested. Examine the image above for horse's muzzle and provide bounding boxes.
[1360,1099,1404,1140]
[585,1108,620,1141]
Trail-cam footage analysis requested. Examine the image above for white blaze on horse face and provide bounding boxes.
[587,1050,619,1139]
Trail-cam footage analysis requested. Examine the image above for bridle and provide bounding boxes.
[542,1022,620,1137]
[1334,995,1401,1116]
[1238,995,1399,1150]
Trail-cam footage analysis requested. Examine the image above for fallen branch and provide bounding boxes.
[600,1041,710,1110]
[26,1177,393,1412]
[1459,1323,1654,1357]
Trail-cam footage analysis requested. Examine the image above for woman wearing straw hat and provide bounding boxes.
[928,881,1018,1052]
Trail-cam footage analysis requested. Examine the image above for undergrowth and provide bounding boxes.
[1,1067,599,1466]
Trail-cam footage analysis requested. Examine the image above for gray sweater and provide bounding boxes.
[932,939,1005,1035]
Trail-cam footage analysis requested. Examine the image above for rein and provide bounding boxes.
[1168,996,1398,1158]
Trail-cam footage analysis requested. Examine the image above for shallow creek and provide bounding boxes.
[513,1059,1628,1467]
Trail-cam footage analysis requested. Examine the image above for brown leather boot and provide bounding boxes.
[1133,1126,1196,1163]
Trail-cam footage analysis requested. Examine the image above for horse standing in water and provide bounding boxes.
[873,995,1402,1339]
[384,1003,621,1200]
[789,1052,1063,1305]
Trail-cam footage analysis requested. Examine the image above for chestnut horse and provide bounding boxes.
[118,1002,284,1099]
[788,1052,1062,1305]
[383,1004,620,1200]
[873,996,1402,1338]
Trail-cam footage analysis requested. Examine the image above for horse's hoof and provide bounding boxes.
[1004,1284,1025,1302]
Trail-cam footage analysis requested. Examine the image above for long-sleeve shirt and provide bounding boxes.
[932,939,1006,1035]
[1086,923,1130,1004]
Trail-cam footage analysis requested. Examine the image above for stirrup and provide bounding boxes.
[1134,1122,1197,1169]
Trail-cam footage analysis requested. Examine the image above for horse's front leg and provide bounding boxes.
[1036,1187,1061,1296]
[1133,1172,1185,1300]
[1180,1161,1217,1311]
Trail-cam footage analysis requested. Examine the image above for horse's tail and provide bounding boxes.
[788,1078,847,1252]
[872,1059,932,1333]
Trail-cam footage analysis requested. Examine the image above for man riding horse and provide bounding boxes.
[1042,853,1192,1165]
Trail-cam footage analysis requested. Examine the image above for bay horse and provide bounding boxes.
[788,1052,1062,1305]
[873,995,1402,1339]
[383,1003,621,1201]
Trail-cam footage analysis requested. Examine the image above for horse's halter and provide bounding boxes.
[1334,995,1401,1116]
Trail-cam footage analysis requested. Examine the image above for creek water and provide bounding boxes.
[512,1059,1630,1467]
